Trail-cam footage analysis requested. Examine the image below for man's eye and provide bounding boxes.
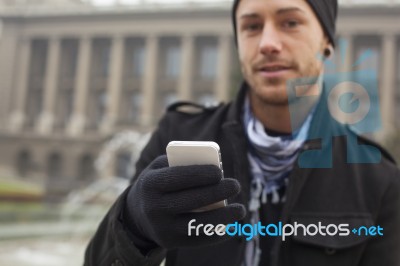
[283,20,300,28]
[244,23,262,32]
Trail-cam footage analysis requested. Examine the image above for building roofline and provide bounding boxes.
[0,1,230,19]
[0,2,400,20]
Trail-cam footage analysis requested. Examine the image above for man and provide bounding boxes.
[85,0,400,265]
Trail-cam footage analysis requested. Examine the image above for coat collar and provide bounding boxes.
[224,80,354,151]
[224,82,249,127]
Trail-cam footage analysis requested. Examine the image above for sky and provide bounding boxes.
[89,0,399,7]
[90,0,229,5]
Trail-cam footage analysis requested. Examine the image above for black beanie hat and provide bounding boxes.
[232,0,338,47]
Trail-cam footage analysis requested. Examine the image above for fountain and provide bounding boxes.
[0,130,151,266]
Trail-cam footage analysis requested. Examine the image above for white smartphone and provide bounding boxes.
[166,141,227,211]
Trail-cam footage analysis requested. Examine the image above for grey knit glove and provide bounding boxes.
[125,155,246,250]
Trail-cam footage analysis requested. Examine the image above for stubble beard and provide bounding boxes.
[242,59,322,107]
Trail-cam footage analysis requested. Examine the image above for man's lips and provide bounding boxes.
[257,64,293,78]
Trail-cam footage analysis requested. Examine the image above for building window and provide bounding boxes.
[26,39,47,127]
[86,89,108,129]
[26,87,43,126]
[30,39,48,79]
[132,45,145,77]
[129,91,142,123]
[354,37,381,81]
[77,154,95,182]
[355,46,380,74]
[65,89,74,123]
[92,39,111,77]
[199,45,217,79]
[61,39,78,78]
[120,90,142,125]
[115,152,134,179]
[101,45,110,76]
[47,152,62,180]
[124,38,146,79]
[62,89,74,126]
[55,88,74,129]
[353,37,381,122]
[162,91,178,108]
[197,92,216,106]
[16,150,31,178]
[165,45,181,78]
[96,91,108,125]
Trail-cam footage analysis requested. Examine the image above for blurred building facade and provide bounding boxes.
[0,0,399,199]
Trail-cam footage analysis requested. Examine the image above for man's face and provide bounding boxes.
[236,0,329,105]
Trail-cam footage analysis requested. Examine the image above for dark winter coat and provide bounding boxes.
[85,84,400,266]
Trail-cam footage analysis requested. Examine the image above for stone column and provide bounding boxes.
[67,36,91,136]
[339,33,354,74]
[333,33,354,123]
[37,36,61,134]
[101,35,124,133]
[10,37,31,131]
[379,34,396,140]
[141,35,158,127]
[178,34,194,101]
[215,34,231,102]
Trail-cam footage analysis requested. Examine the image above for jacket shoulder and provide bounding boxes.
[159,100,232,141]
[346,125,397,165]
[167,101,224,115]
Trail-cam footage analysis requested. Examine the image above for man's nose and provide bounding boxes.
[259,25,282,55]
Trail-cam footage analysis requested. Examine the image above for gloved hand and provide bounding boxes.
[125,155,246,250]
